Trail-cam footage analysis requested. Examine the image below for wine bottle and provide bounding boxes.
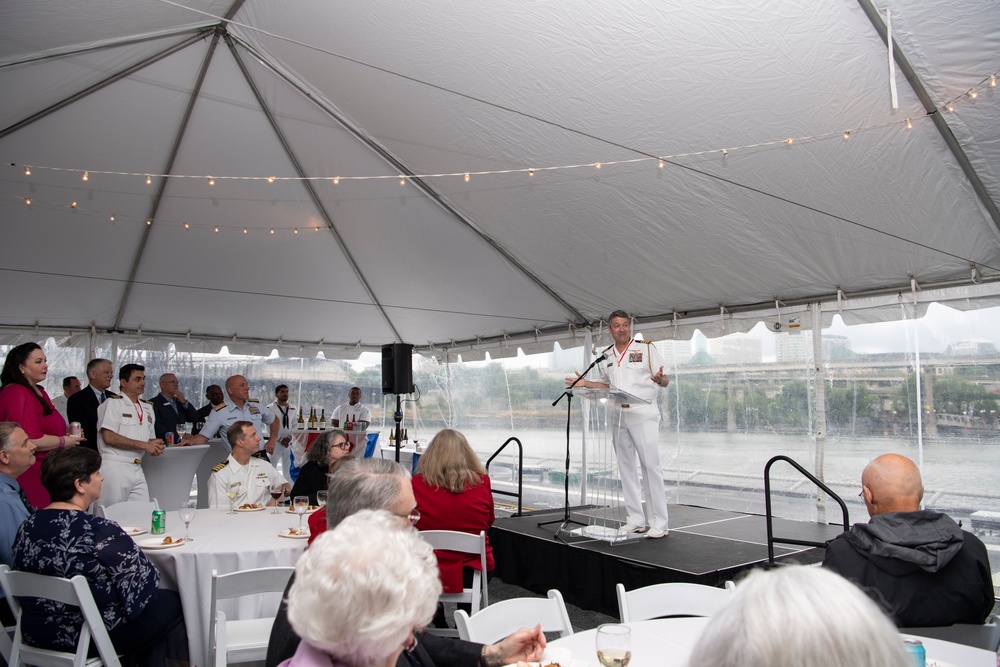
[297,407,305,430]
[319,408,326,430]
[308,407,318,430]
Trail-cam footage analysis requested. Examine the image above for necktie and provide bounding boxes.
[171,399,179,415]
[17,484,35,515]
[279,405,289,429]
[99,391,106,404]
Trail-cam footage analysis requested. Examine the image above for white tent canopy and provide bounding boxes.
[2,0,998,359]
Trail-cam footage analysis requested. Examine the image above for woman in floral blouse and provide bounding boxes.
[12,447,187,667]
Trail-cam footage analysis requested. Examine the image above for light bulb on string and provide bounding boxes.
[399,176,406,186]
[24,166,30,176]
[208,177,215,186]
[24,198,30,206]
[464,173,470,183]
[332,177,340,185]
[946,104,955,112]
[243,227,248,235]
[294,228,299,234]
[528,169,535,177]
[843,130,851,140]
[81,171,88,182]
[146,219,152,225]
[968,90,978,99]
[786,138,794,145]
[594,162,601,170]
[184,222,190,229]
[722,149,729,158]
[214,226,219,233]
[905,118,913,129]
[110,214,115,222]
[268,176,275,183]
[145,174,152,185]
[71,201,77,208]
[658,159,664,169]
[269,228,275,235]
[990,74,997,88]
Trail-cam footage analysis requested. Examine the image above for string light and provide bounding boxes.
[594,162,601,170]
[905,118,912,129]
[208,177,215,186]
[146,174,152,185]
[184,222,190,229]
[399,176,406,186]
[528,169,535,177]
[70,201,77,208]
[722,149,729,158]
[843,130,851,140]
[658,159,664,169]
[968,90,978,99]
[786,138,794,145]
[214,225,219,233]
[991,74,997,88]
[109,214,115,221]
[332,176,340,185]
[269,227,275,235]
[946,104,955,112]
[464,173,470,182]
[146,219,152,225]
[23,166,30,176]
[293,228,299,234]
[243,227,248,235]
[24,198,30,205]
[267,176,275,183]
[81,171,88,182]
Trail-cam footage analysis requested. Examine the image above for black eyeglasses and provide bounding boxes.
[333,441,351,450]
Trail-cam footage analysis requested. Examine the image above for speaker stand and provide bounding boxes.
[393,393,403,463]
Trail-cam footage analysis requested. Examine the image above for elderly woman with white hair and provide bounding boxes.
[280,508,442,667]
[687,565,912,667]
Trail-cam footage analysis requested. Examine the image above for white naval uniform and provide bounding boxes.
[97,395,156,506]
[266,401,297,482]
[331,402,371,427]
[596,339,669,532]
[207,454,286,509]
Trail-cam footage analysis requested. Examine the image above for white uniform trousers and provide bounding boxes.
[99,457,150,506]
[612,413,669,531]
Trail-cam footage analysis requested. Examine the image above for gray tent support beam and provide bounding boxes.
[223,34,405,344]
[855,0,1000,233]
[0,31,210,140]
[230,34,588,326]
[112,30,225,331]
[0,26,212,70]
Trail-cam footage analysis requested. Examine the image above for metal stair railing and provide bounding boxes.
[486,437,524,517]
[765,455,850,565]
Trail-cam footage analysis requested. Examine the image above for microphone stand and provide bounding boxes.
[539,353,608,540]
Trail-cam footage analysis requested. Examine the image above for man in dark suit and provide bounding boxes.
[193,384,224,435]
[65,358,115,451]
[150,373,200,442]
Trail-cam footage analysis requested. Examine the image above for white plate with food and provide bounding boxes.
[137,536,186,550]
[278,528,311,539]
[234,504,266,512]
[286,505,320,514]
[119,526,148,536]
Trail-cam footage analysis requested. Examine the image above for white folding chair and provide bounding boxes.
[454,589,572,644]
[0,564,121,667]
[616,582,733,622]
[419,530,489,637]
[93,499,159,526]
[209,566,295,667]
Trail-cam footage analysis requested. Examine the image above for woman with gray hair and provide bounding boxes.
[687,565,911,667]
[289,429,351,505]
[280,508,441,667]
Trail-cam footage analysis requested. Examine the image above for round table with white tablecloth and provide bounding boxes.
[136,507,309,667]
[546,617,996,667]
[142,443,209,510]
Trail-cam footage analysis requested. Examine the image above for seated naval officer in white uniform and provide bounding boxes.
[97,364,164,505]
[208,421,289,508]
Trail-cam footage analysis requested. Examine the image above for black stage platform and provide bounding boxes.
[489,504,846,617]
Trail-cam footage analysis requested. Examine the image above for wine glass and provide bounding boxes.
[317,490,328,508]
[175,422,189,442]
[595,624,631,667]
[225,483,240,514]
[269,484,284,514]
[293,495,309,533]
[178,502,196,541]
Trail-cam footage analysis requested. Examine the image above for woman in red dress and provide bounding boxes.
[0,343,85,506]
[412,428,494,620]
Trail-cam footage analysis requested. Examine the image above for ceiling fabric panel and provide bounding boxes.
[0,0,996,357]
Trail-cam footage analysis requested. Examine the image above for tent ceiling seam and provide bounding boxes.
[0,31,210,140]
[229,33,588,326]
[112,30,224,330]
[855,0,1000,234]
[224,34,404,343]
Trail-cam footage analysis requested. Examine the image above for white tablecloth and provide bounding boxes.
[143,444,209,511]
[196,439,233,508]
[547,617,996,666]
[138,507,308,667]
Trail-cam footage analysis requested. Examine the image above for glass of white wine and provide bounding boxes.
[317,490,328,508]
[178,501,196,541]
[595,624,631,667]
[225,483,240,514]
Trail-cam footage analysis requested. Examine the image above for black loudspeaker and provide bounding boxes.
[382,343,414,395]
